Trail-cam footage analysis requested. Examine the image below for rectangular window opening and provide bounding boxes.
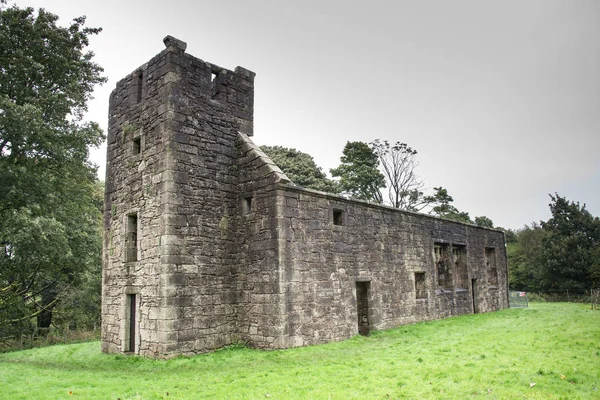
[243,196,253,215]
[126,214,138,262]
[485,247,498,286]
[452,245,468,289]
[434,243,452,289]
[333,209,344,226]
[132,137,141,155]
[415,272,427,299]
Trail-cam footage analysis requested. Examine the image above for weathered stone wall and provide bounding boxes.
[271,186,508,347]
[233,135,291,348]
[102,36,509,358]
[103,36,259,357]
[152,38,256,356]
[102,38,182,356]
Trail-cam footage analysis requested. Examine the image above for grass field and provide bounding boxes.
[1,303,599,399]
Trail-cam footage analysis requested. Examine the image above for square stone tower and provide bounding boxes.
[102,36,258,357]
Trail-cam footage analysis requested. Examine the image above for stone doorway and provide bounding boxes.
[125,294,137,352]
[356,281,370,336]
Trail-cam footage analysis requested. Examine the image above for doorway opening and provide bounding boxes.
[125,294,137,352]
[356,281,370,336]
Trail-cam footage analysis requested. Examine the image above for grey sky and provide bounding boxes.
[15,0,600,229]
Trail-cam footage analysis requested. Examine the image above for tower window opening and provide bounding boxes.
[243,196,253,215]
[211,72,220,98]
[333,209,344,226]
[126,214,138,262]
[132,137,141,155]
[136,71,143,103]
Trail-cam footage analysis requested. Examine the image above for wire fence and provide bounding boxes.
[509,289,600,309]
[509,291,529,308]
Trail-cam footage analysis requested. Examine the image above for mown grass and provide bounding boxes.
[1,303,599,399]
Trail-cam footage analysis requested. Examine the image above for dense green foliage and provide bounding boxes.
[260,145,340,193]
[474,215,494,228]
[508,194,600,292]
[424,187,496,226]
[507,223,546,292]
[330,141,386,202]
[1,303,598,399]
[0,3,105,341]
[539,194,600,290]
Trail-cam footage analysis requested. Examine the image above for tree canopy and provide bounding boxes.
[0,3,105,340]
[370,139,424,210]
[474,216,494,228]
[425,186,471,223]
[538,194,600,291]
[508,194,600,292]
[260,145,340,194]
[330,141,385,203]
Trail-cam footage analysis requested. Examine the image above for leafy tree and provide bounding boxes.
[501,227,517,244]
[426,187,472,223]
[260,145,340,193]
[330,141,386,203]
[474,216,494,228]
[538,193,600,291]
[0,3,105,339]
[507,223,546,291]
[370,140,425,210]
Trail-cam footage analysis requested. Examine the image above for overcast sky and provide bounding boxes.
[14,0,600,229]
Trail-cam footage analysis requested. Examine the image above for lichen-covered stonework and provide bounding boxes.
[102,36,509,358]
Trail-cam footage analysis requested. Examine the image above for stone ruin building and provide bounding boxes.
[102,36,509,358]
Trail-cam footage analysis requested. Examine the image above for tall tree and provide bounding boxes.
[370,140,424,210]
[330,141,386,203]
[507,223,546,291]
[0,3,105,339]
[260,145,340,194]
[538,193,600,291]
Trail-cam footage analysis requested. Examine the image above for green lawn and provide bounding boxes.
[1,303,599,399]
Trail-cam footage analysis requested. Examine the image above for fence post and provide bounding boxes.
[567,289,570,302]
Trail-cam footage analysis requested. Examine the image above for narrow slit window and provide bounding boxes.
[211,72,219,98]
[136,71,143,103]
[243,196,253,215]
[333,209,343,226]
[132,137,141,155]
[126,214,138,262]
